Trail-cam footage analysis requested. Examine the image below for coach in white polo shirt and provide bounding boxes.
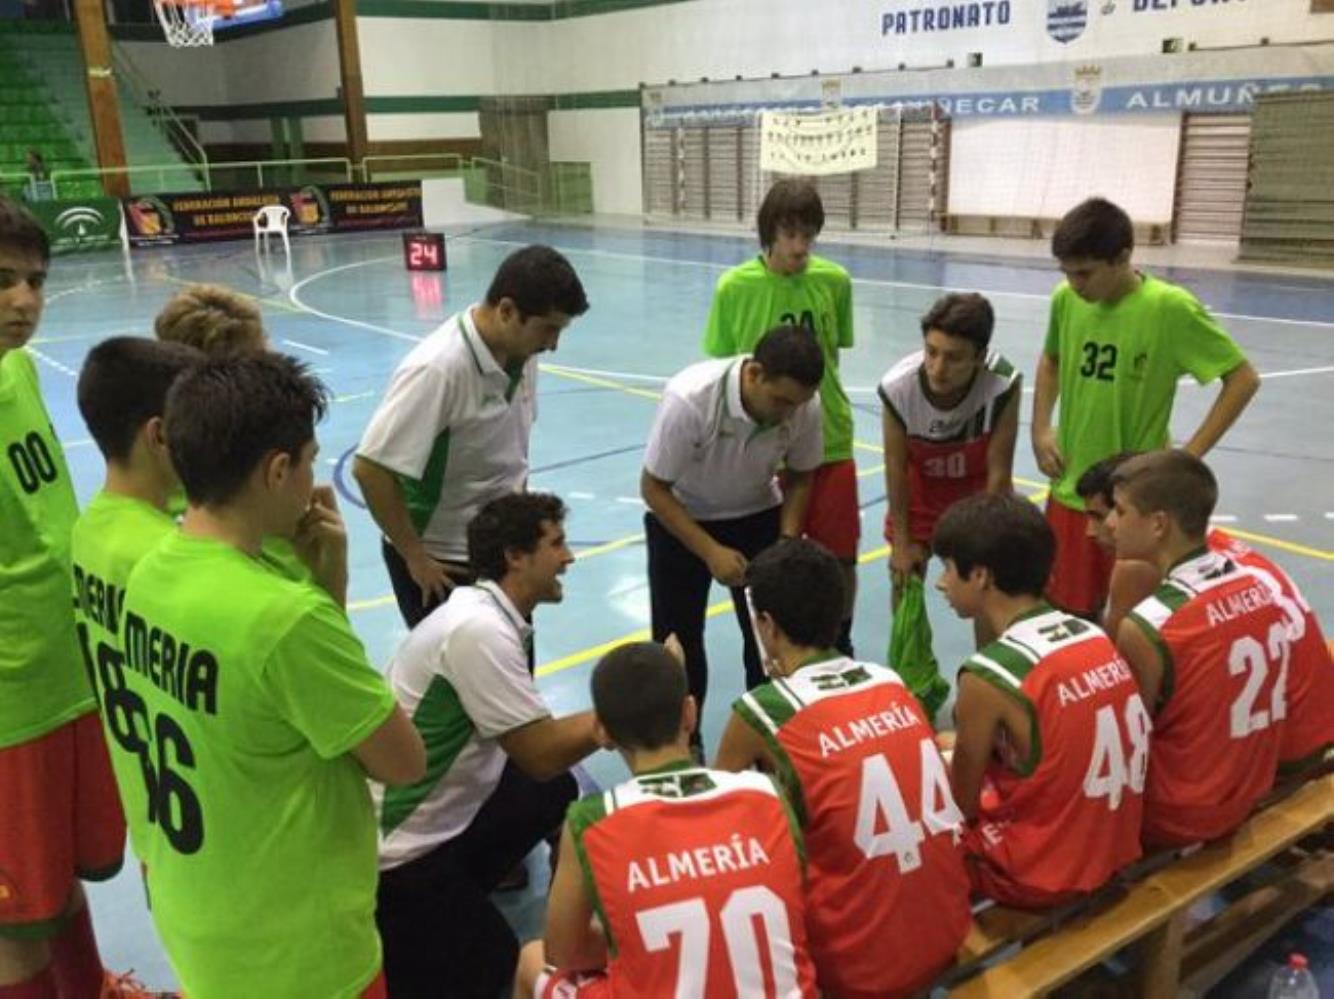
[354,245,588,627]
[373,492,600,998]
[641,323,824,744]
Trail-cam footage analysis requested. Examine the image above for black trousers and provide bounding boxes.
[381,539,475,629]
[375,762,578,999]
[644,505,782,715]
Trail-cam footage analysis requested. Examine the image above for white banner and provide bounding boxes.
[759,107,878,175]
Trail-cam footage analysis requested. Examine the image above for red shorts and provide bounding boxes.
[1044,497,1115,618]
[784,459,860,560]
[0,712,126,937]
[536,968,612,999]
[962,826,1084,911]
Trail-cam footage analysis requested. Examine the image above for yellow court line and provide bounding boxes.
[541,362,663,402]
[1223,527,1334,562]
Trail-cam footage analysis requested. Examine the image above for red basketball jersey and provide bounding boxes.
[878,349,1019,543]
[569,765,818,999]
[734,657,970,998]
[962,606,1147,899]
[1129,549,1286,845]
[1208,529,1334,764]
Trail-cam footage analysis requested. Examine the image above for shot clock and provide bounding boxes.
[402,231,446,271]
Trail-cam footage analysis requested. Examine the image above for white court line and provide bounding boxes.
[287,255,423,343]
[333,390,377,404]
[1210,514,1238,523]
[615,496,644,505]
[1326,512,1334,520]
[458,234,1334,331]
[1263,514,1300,522]
[63,438,94,449]
[569,491,596,499]
[281,338,331,357]
[27,347,78,378]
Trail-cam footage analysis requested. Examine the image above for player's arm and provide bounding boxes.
[498,712,601,782]
[778,404,823,539]
[949,671,1006,821]
[1182,359,1260,458]
[1104,560,1161,640]
[778,468,813,539]
[641,470,747,587]
[544,819,607,971]
[985,382,1021,495]
[1116,617,1166,714]
[352,705,428,786]
[714,711,775,773]
[352,455,452,604]
[882,406,924,587]
[1031,350,1064,479]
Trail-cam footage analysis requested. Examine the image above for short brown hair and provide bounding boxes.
[154,284,266,356]
[757,178,824,249]
[920,292,994,353]
[1111,449,1217,538]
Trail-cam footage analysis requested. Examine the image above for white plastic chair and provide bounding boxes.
[253,205,291,256]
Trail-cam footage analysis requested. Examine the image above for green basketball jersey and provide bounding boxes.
[71,490,176,859]
[1043,273,1245,510]
[119,530,395,999]
[703,255,855,462]
[0,348,93,748]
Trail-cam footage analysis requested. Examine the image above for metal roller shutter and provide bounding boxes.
[1173,113,1251,244]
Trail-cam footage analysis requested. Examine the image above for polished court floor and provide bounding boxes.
[31,219,1334,991]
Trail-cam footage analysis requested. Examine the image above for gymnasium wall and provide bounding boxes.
[113,0,1334,217]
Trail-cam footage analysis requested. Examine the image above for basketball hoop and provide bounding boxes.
[152,0,234,47]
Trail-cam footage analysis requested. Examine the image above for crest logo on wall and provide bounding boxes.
[1048,0,1088,43]
[1071,64,1103,114]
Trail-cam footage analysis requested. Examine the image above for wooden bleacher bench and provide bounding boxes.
[941,771,1334,997]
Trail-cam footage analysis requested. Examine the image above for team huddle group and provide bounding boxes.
[0,179,1330,999]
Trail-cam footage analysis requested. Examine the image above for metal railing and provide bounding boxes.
[49,156,354,198]
[470,155,543,213]
[110,45,210,186]
[361,152,465,181]
[42,154,593,216]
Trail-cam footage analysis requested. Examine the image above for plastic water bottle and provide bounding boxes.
[1268,954,1320,999]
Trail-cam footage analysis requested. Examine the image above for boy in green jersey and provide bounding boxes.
[71,336,203,874]
[703,178,860,655]
[118,353,426,999]
[1031,197,1259,618]
[0,197,161,999]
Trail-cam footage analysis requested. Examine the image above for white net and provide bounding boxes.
[152,0,221,48]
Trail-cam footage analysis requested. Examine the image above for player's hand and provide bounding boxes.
[294,486,349,600]
[1032,426,1066,479]
[889,540,927,591]
[294,485,347,563]
[405,547,454,607]
[663,633,686,666]
[706,545,749,588]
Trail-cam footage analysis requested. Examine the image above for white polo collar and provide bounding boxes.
[476,579,534,644]
[723,356,756,427]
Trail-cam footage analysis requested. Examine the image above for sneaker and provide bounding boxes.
[101,969,178,999]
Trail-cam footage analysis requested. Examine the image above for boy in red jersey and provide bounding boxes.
[880,292,1020,595]
[1080,453,1333,771]
[715,539,970,998]
[1109,451,1291,845]
[515,642,817,999]
[936,494,1148,908]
